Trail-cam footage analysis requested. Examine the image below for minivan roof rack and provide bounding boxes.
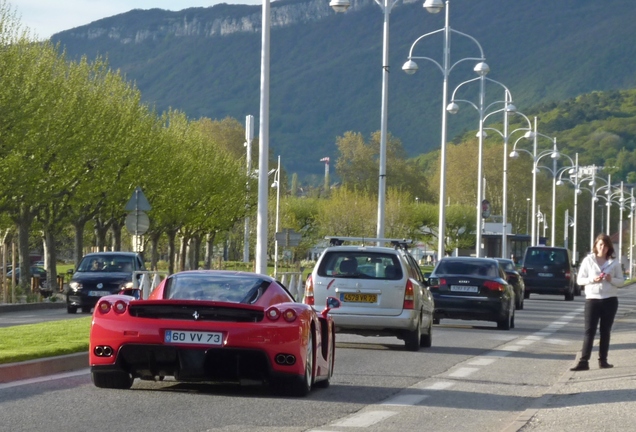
[325,236,413,250]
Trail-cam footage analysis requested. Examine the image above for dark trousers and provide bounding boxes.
[580,296,619,362]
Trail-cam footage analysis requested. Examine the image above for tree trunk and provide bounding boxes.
[150,231,161,271]
[17,219,31,290]
[73,221,86,268]
[43,228,59,291]
[112,219,123,251]
[191,235,201,270]
[179,235,188,271]
[167,229,177,275]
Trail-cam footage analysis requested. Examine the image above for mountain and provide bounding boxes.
[51,0,636,180]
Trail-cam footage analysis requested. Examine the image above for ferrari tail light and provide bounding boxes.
[403,279,415,310]
[266,307,281,321]
[304,275,314,305]
[97,301,112,314]
[484,280,505,292]
[113,300,128,314]
[282,309,297,322]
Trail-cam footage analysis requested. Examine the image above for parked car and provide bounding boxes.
[521,246,576,301]
[496,258,526,310]
[89,270,340,396]
[6,266,47,285]
[66,252,146,314]
[428,257,515,330]
[304,237,434,351]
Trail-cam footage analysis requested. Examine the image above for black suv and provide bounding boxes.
[66,252,146,313]
[521,246,576,301]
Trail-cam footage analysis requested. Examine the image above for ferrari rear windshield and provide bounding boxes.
[164,274,269,304]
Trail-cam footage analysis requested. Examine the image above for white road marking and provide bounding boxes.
[331,410,397,427]
[468,357,497,366]
[0,368,89,390]
[417,381,455,390]
[381,394,429,406]
[448,367,479,378]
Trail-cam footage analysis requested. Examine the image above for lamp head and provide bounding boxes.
[476,130,487,138]
[505,103,517,114]
[556,180,563,186]
[524,131,534,139]
[551,151,560,160]
[423,0,444,13]
[474,62,490,76]
[402,59,418,75]
[509,150,519,159]
[576,188,582,195]
[329,0,350,13]
[271,181,278,189]
[446,102,459,114]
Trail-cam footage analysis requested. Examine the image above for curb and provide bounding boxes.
[0,302,66,313]
[0,352,88,384]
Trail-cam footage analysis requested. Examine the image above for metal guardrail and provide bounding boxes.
[277,272,305,301]
[133,271,168,299]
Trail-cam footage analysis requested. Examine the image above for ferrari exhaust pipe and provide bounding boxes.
[275,354,296,365]
[94,345,113,357]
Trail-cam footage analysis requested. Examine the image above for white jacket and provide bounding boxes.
[576,253,624,299]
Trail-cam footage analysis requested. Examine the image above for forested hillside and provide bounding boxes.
[51,0,636,180]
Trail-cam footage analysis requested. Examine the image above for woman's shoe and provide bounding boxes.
[570,361,589,371]
[599,360,614,369]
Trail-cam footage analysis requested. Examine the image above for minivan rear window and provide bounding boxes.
[317,252,402,280]
[524,248,568,266]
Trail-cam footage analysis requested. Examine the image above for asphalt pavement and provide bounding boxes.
[2,293,636,432]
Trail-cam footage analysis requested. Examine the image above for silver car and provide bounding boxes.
[303,237,434,351]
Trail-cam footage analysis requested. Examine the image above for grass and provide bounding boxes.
[0,317,91,365]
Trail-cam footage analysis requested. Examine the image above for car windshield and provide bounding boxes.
[164,273,269,304]
[78,255,135,273]
[317,251,402,280]
[435,261,497,277]
[525,249,568,266]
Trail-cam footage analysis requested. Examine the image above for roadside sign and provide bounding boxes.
[125,211,150,235]
[125,187,152,212]
[275,228,302,247]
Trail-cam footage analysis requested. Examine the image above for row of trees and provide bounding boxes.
[0,3,252,290]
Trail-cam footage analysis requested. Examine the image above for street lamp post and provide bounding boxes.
[271,156,281,278]
[509,117,559,246]
[243,115,254,263]
[403,0,486,258]
[330,0,399,244]
[255,0,271,275]
[447,74,523,257]
[526,198,530,235]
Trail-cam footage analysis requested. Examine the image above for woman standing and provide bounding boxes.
[571,233,624,371]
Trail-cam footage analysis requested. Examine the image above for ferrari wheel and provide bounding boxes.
[92,371,133,389]
[288,331,314,396]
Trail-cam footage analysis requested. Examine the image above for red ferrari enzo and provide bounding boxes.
[89,270,340,396]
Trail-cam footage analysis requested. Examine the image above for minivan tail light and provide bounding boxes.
[521,267,527,275]
[565,270,571,279]
[484,280,505,292]
[403,279,415,309]
[304,275,314,305]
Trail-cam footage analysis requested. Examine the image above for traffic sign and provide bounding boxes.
[125,187,152,212]
[125,211,150,235]
[275,228,302,247]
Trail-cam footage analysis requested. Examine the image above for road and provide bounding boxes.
[1,288,635,432]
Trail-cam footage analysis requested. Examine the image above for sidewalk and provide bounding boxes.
[505,305,636,432]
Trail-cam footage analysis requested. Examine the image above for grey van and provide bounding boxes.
[521,246,576,301]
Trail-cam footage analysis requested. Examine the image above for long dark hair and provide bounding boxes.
[593,233,615,259]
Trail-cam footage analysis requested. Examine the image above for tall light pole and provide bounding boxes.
[330,0,399,244]
[403,0,486,258]
[557,153,580,263]
[509,117,559,246]
[447,73,524,257]
[320,156,330,193]
[255,0,271,275]
[526,198,530,235]
[243,115,254,263]
[271,155,281,277]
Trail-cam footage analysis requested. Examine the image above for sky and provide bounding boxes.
[10,0,262,40]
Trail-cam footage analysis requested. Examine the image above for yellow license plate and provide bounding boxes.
[342,293,377,303]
